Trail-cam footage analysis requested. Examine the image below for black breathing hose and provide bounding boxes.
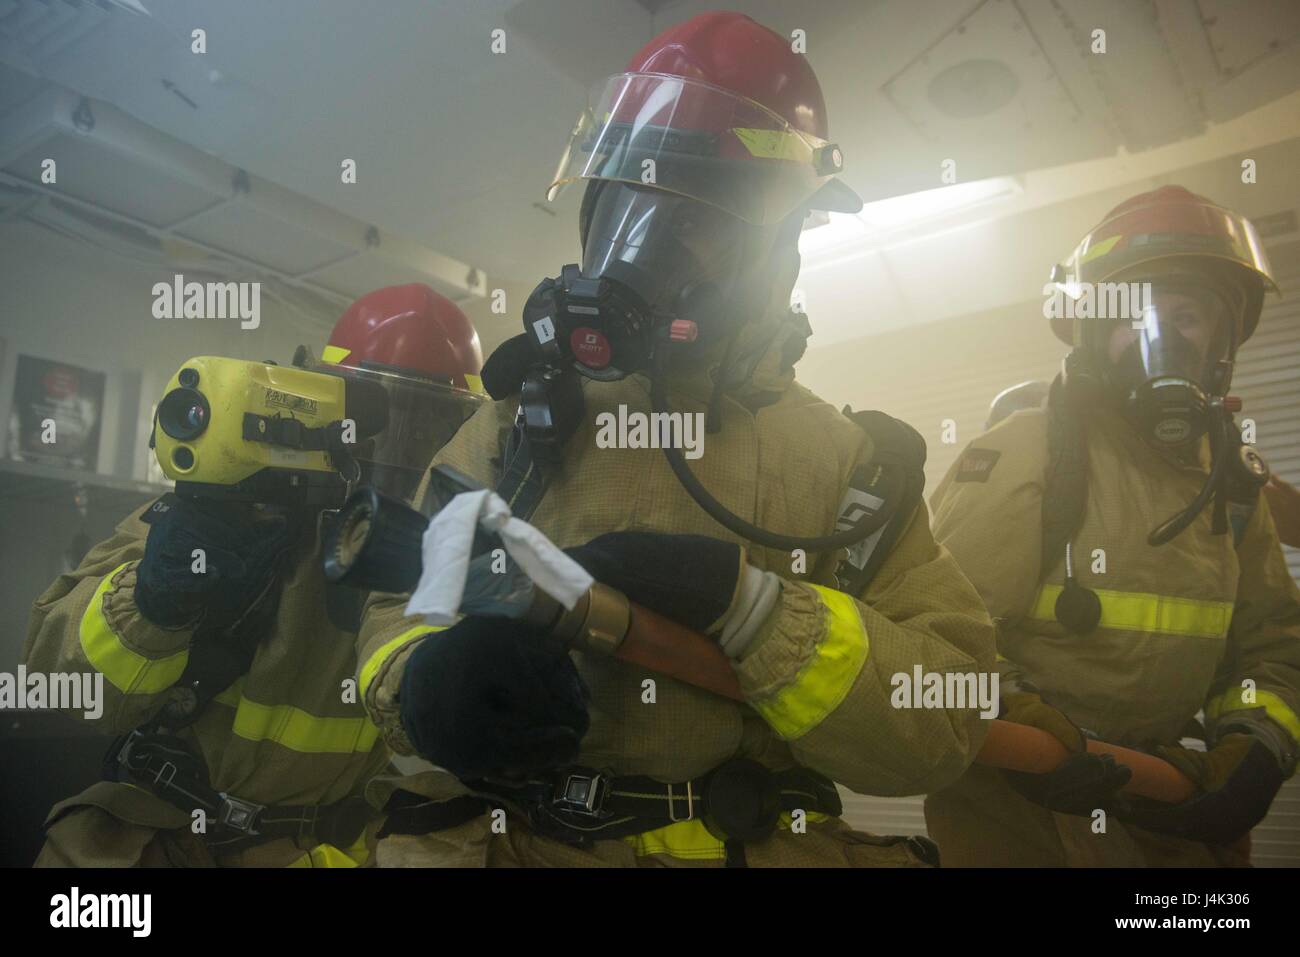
[649,347,896,552]
[1147,405,1231,546]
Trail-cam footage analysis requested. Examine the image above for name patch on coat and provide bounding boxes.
[955,448,1001,483]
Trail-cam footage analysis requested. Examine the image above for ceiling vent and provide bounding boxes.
[0,80,486,326]
[0,0,148,71]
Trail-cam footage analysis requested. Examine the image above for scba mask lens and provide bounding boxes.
[558,184,777,379]
[1103,282,1239,447]
[580,185,749,310]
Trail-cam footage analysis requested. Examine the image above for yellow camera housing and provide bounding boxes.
[153,356,353,504]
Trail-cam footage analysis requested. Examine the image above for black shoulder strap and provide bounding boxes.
[1224,419,1266,548]
[494,408,548,521]
[833,408,927,595]
[1040,374,1089,579]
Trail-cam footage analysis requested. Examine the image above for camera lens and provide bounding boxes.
[158,387,211,441]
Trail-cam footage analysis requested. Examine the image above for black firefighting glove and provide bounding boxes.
[564,531,746,633]
[399,616,590,780]
[1115,734,1283,846]
[135,496,292,630]
[999,691,1133,816]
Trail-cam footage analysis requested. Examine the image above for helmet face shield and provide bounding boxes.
[298,350,484,504]
[1067,201,1274,292]
[550,73,845,226]
[580,183,755,312]
[1052,188,1278,347]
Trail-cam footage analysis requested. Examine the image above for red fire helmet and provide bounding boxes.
[548,11,861,226]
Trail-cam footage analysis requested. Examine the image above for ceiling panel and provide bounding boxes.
[6,133,221,226]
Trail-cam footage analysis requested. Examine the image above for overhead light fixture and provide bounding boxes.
[800,176,1020,262]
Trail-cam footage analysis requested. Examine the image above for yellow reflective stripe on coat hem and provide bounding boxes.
[1029,584,1233,638]
[624,819,725,860]
[750,585,869,741]
[212,682,380,754]
[287,831,369,867]
[624,811,831,860]
[1206,688,1300,746]
[358,624,443,698]
[79,562,188,694]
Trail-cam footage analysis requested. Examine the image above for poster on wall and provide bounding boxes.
[6,355,106,472]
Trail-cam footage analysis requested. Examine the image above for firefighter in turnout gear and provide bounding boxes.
[354,11,996,868]
[925,186,1300,866]
[24,284,484,866]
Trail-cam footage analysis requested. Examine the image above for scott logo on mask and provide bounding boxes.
[594,404,705,460]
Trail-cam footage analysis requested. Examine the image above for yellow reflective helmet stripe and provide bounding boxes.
[624,811,831,860]
[1206,688,1300,746]
[731,127,810,162]
[80,563,189,695]
[213,681,380,754]
[320,344,350,364]
[358,624,444,699]
[464,373,485,395]
[749,585,869,741]
[1029,584,1233,638]
[1079,233,1123,265]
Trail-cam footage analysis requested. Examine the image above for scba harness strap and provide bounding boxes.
[103,730,373,854]
[377,759,843,853]
[832,409,928,595]
[494,402,929,599]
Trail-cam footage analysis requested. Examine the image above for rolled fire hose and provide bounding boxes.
[555,582,1198,805]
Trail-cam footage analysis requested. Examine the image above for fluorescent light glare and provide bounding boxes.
[859,177,1017,230]
[800,176,1019,259]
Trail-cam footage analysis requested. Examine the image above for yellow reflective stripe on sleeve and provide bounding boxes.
[1206,688,1300,746]
[358,624,443,699]
[750,585,869,741]
[1029,584,1233,638]
[79,562,189,695]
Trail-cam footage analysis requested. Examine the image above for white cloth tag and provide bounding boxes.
[404,489,594,626]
